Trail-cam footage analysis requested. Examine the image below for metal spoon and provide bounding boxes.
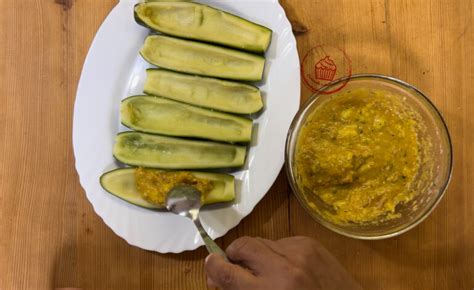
[166,185,228,261]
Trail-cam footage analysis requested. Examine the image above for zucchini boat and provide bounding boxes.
[113,131,247,169]
[140,35,266,81]
[134,2,272,53]
[121,95,252,142]
[144,69,263,114]
[100,168,235,209]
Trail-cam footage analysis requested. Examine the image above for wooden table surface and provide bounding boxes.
[1,0,473,289]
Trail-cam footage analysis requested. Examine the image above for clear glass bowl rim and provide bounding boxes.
[285,73,454,240]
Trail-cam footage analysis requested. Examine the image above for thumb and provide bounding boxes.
[205,254,256,290]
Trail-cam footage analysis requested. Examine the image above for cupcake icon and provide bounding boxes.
[315,56,337,81]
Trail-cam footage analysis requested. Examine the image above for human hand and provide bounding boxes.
[204,236,362,290]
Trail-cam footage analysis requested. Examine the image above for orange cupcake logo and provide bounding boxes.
[301,45,352,94]
[315,56,337,81]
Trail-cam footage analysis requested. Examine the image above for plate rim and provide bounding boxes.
[73,0,300,253]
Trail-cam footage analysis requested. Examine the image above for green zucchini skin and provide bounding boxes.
[113,131,247,169]
[134,2,272,53]
[139,35,266,81]
[144,69,263,114]
[100,168,235,209]
[121,95,252,142]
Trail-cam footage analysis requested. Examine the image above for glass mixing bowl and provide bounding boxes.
[285,74,453,239]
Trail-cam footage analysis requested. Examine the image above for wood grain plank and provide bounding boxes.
[0,0,71,289]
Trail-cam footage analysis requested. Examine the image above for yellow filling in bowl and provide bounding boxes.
[295,88,424,225]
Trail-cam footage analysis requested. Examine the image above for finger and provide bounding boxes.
[206,276,217,289]
[276,236,315,245]
[255,237,288,258]
[226,236,287,275]
[276,236,334,268]
[205,253,256,290]
[276,236,318,252]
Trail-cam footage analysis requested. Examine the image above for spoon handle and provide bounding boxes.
[194,218,229,262]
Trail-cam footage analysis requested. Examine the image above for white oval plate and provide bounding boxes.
[73,0,300,253]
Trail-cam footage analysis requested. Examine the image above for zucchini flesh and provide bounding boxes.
[113,132,247,169]
[121,95,252,142]
[100,168,235,209]
[134,2,272,53]
[140,35,266,81]
[144,69,263,114]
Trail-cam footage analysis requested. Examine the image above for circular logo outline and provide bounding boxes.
[301,45,353,94]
